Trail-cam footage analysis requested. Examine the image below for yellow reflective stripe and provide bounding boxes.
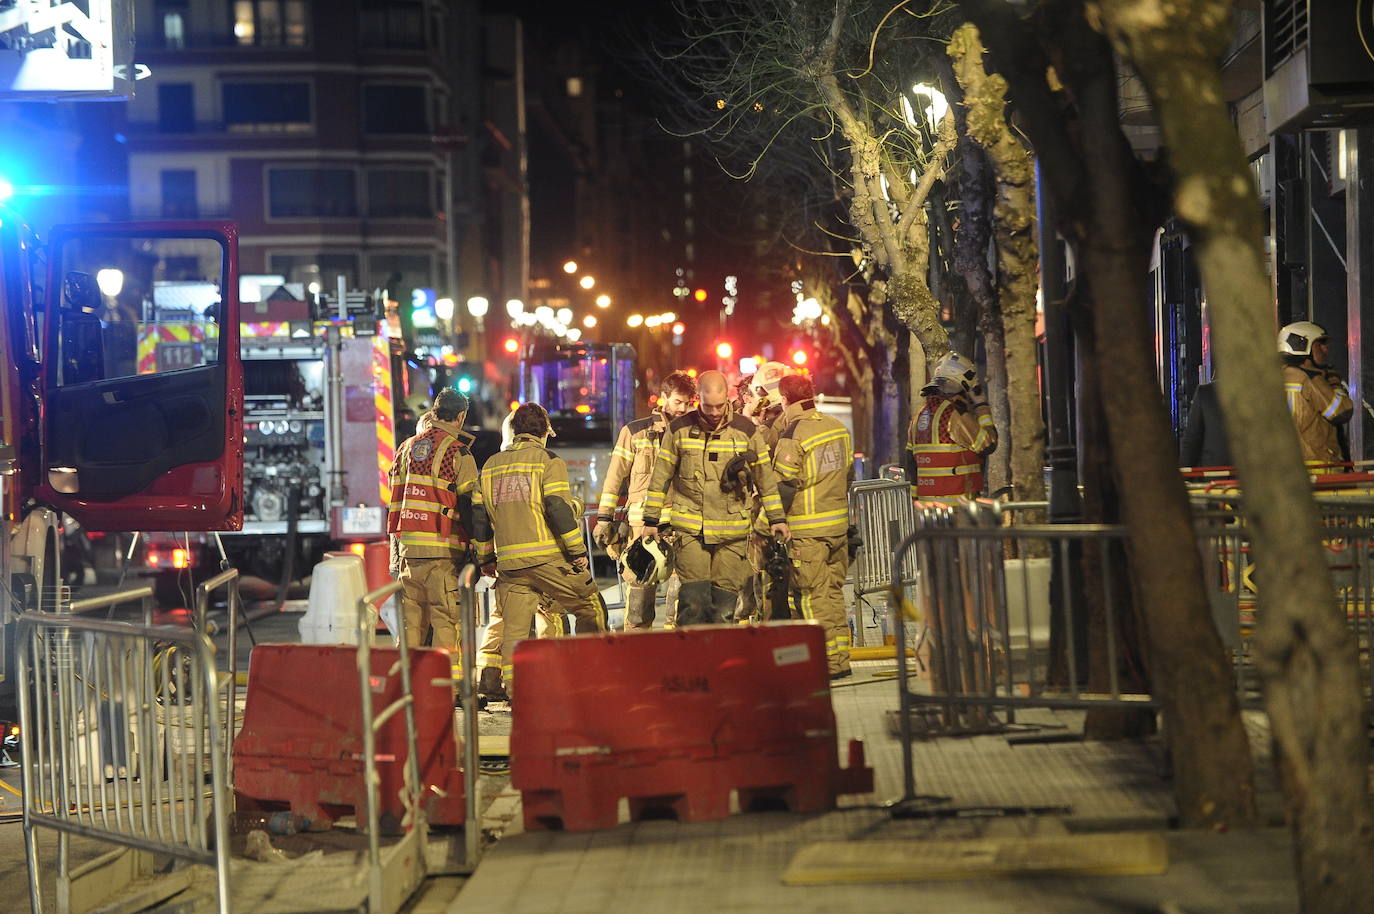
[920,465,982,477]
[977,414,995,428]
[789,508,849,524]
[612,446,634,460]
[1284,383,1302,412]
[488,462,547,474]
[799,428,848,450]
[971,430,994,452]
[913,443,967,453]
[760,493,784,512]
[1323,393,1347,419]
[597,492,619,512]
[501,543,564,559]
[558,528,583,546]
[544,481,571,494]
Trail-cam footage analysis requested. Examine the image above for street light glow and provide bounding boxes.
[582,315,597,328]
[535,305,555,322]
[96,268,124,298]
[627,313,644,328]
[672,322,685,336]
[505,298,525,317]
[908,83,949,126]
[715,341,733,360]
[579,275,596,290]
[563,260,578,274]
[595,294,611,308]
[556,307,574,325]
[465,296,489,318]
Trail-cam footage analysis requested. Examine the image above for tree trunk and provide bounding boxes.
[961,0,1257,831]
[1100,1,1374,906]
[948,24,1048,509]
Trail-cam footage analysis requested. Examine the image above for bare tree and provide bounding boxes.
[947,23,1046,507]
[960,0,1258,830]
[1095,1,1374,908]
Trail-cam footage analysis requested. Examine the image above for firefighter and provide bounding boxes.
[741,360,792,622]
[908,352,997,502]
[471,403,608,695]
[386,388,478,685]
[641,370,789,626]
[1279,321,1353,465]
[592,370,697,629]
[773,374,855,678]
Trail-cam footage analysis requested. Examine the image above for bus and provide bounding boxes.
[518,340,638,507]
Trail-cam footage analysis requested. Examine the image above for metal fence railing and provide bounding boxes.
[18,590,232,914]
[889,513,1158,807]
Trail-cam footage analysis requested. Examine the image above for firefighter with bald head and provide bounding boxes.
[641,370,789,626]
[908,352,997,501]
[386,388,478,685]
[773,373,855,678]
[470,403,608,695]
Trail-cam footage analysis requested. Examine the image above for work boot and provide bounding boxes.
[478,666,509,702]
[625,584,657,630]
[710,587,738,625]
[676,581,713,627]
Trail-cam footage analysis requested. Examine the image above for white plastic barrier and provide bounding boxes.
[299,551,374,644]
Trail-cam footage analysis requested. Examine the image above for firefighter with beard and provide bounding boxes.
[592,370,697,629]
[641,370,789,625]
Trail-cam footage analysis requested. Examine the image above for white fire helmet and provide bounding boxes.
[622,537,672,586]
[754,361,792,398]
[1277,321,1328,357]
[931,351,979,394]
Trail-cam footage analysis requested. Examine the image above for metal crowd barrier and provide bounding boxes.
[18,589,232,914]
[889,515,1158,806]
[849,478,919,599]
[194,568,241,784]
[1191,492,1374,717]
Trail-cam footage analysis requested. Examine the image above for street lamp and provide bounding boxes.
[595,294,611,308]
[556,307,574,325]
[96,268,124,298]
[466,296,489,319]
[627,313,644,328]
[563,260,578,274]
[505,298,525,319]
[579,275,596,290]
[435,297,455,321]
[582,315,597,329]
[905,83,949,128]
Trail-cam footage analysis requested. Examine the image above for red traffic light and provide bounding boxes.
[790,349,808,366]
[672,322,686,335]
[715,341,733,360]
[502,337,520,354]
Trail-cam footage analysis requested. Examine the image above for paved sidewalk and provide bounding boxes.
[453,662,1299,912]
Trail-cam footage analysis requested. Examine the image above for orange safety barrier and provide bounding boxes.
[510,623,873,832]
[233,644,465,833]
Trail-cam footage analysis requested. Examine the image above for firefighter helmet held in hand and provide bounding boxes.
[622,537,672,586]
[1278,321,1328,357]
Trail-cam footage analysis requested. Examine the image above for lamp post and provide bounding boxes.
[466,296,489,365]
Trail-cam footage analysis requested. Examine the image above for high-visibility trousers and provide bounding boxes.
[494,560,608,693]
[792,535,851,675]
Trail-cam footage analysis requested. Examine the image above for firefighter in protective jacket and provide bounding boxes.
[641,370,790,626]
[386,388,478,679]
[592,370,696,629]
[471,403,607,694]
[907,352,997,501]
[773,374,855,678]
[1279,321,1353,465]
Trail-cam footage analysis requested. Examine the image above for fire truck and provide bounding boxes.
[518,340,638,507]
[138,288,399,590]
[0,205,245,703]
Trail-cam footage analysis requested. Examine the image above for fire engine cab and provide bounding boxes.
[0,205,244,701]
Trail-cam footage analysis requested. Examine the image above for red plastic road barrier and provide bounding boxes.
[510,623,873,832]
[362,540,392,592]
[233,644,464,833]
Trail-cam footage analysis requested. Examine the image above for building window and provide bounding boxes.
[363,84,429,134]
[268,168,356,218]
[158,83,195,133]
[367,170,431,218]
[566,77,583,98]
[160,170,197,219]
[360,2,425,50]
[269,253,360,290]
[155,0,188,48]
[234,0,308,48]
[223,82,311,133]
